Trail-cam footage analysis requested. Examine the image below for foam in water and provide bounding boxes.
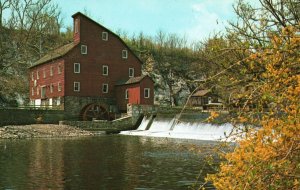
[171,122,235,141]
[120,116,241,141]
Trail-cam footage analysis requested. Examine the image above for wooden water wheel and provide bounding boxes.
[81,104,109,121]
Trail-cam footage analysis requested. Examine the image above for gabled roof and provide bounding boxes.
[72,12,143,64]
[30,42,77,68]
[116,75,151,86]
[29,12,143,68]
[192,89,211,97]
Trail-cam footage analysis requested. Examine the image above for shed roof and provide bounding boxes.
[116,75,149,86]
[30,42,77,68]
[191,89,211,97]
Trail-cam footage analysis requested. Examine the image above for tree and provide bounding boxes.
[199,0,300,189]
[0,0,63,106]
[191,35,249,104]
[183,1,300,189]
[191,0,300,108]
[206,24,300,190]
[229,0,300,48]
[0,0,10,27]
[199,0,299,105]
[126,31,199,106]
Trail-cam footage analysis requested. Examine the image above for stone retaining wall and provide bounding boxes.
[0,108,66,126]
[60,116,135,130]
[127,105,230,125]
[128,105,206,118]
[128,104,158,118]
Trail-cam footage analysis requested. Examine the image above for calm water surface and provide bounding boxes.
[0,135,218,190]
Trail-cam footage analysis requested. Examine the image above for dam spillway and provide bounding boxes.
[121,114,240,141]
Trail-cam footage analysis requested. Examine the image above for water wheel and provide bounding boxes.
[81,104,109,121]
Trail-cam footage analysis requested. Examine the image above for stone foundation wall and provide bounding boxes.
[128,104,158,118]
[64,96,117,118]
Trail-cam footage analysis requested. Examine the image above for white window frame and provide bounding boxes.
[74,82,80,92]
[102,31,108,41]
[41,86,46,99]
[31,72,34,81]
[43,69,46,78]
[208,97,212,104]
[57,97,61,106]
[50,83,53,93]
[37,71,39,80]
[125,89,129,99]
[50,66,53,76]
[32,87,34,96]
[74,63,80,73]
[144,88,150,98]
[129,68,134,77]
[102,83,108,93]
[36,87,39,95]
[75,19,79,33]
[58,65,62,74]
[103,65,108,76]
[58,82,62,92]
[81,45,87,54]
[122,50,128,59]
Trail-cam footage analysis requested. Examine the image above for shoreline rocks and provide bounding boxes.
[0,124,94,139]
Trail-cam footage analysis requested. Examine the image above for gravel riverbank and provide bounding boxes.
[0,124,94,139]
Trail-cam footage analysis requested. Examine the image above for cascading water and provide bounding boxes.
[137,115,151,130]
[120,115,242,141]
[148,117,175,132]
[171,122,235,141]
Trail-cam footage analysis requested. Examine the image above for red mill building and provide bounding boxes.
[29,12,154,120]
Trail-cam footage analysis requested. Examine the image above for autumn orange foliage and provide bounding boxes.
[207,111,219,122]
[207,26,300,189]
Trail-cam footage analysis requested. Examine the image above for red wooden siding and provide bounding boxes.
[64,13,142,98]
[129,86,140,104]
[29,12,154,113]
[29,59,65,99]
[115,85,129,111]
[116,76,154,111]
[139,76,154,105]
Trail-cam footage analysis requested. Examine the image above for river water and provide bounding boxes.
[0,135,219,190]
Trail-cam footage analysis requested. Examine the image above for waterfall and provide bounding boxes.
[171,122,235,141]
[121,115,243,141]
[148,117,175,132]
[137,115,151,130]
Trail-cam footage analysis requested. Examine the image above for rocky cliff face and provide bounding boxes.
[143,71,191,106]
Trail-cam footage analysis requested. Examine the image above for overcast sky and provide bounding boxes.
[54,0,239,43]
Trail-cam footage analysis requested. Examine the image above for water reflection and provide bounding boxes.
[0,136,218,189]
[27,140,65,189]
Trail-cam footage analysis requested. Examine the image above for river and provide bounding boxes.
[0,135,219,189]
